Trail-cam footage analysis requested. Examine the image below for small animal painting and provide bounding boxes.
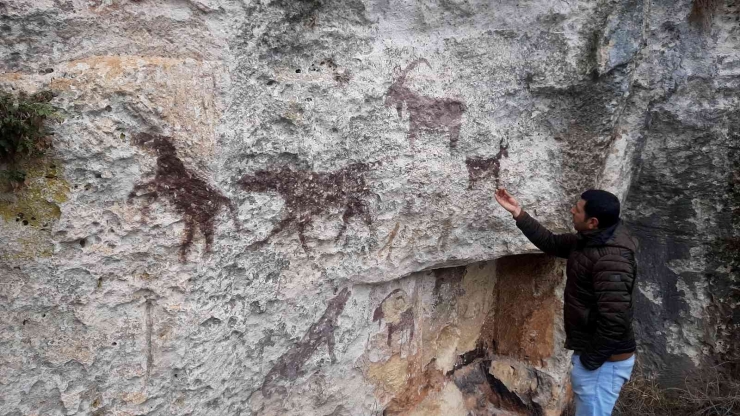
[128,133,239,261]
[385,58,467,149]
[465,141,509,190]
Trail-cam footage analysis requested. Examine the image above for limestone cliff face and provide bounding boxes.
[0,0,737,415]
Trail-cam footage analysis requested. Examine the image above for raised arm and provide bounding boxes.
[495,189,578,259]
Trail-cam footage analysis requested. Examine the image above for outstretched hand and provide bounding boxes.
[494,189,522,218]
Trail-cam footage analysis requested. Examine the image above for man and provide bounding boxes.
[494,188,637,416]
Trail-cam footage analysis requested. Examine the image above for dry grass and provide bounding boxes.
[614,362,740,416]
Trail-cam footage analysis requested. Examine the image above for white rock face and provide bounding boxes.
[1,0,738,414]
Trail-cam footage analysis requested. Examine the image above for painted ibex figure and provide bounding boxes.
[239,162,375,252]
[385,58,467,149]
[128,133,239,261]
[465,140,510,190]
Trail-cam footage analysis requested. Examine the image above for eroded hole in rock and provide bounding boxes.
[364,254,568,416]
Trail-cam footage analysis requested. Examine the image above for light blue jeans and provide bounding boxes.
[571,353,635,416]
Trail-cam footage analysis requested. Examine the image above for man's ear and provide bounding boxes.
[587,217,600,230]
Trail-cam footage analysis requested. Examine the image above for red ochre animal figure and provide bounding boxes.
[261,288,351,398]
[385,58,467,149]
[238,163,374,252]
[465,141,510,190]
[128,133,239,261]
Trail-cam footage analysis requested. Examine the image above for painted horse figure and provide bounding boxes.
[128,133,239,261]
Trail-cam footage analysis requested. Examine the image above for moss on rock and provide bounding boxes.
[0,157,69,227]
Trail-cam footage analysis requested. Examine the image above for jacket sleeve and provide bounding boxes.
[515,211,578,259]
[578,250,636,370]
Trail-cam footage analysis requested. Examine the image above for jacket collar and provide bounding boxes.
[577,221,620,248]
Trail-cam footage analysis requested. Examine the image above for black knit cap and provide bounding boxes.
[581,189,620,229]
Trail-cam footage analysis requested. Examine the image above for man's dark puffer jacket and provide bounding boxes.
[515,211,638,370]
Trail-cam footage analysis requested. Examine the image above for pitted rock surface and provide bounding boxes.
[1,0,739,415]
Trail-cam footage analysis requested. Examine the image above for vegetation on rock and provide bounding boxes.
[0,89,58,189]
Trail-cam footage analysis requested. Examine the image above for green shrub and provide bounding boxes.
[0,89,58,188]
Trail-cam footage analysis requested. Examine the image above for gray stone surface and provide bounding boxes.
[622,0,740,383]
[0,0,738,414]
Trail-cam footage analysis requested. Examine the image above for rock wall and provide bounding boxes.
[0,0,738,415]
[620,0,740,383]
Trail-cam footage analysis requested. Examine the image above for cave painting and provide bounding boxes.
[128,133,239,261]
[386,58,467,149]
[239,163,374,252]
[261,288,351,398]
[373,289,415,347]
[465,141,509,190]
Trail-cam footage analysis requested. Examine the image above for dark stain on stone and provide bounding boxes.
[239,162,375,252]
[128,133,240,261]
[689,0,719,29]
[448,341,487,376]
[485,367,543,416]
[451,358,543,416]
[432,266,466,299]
[451,359,500,413]
[252,0,371,65]
[385,58,467,149]
[261,287,351,397]
[623,105,736,384]
[530,71,625,214]
[273,0,324,24]
[465,140,509,189]
[704,122,740,373]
